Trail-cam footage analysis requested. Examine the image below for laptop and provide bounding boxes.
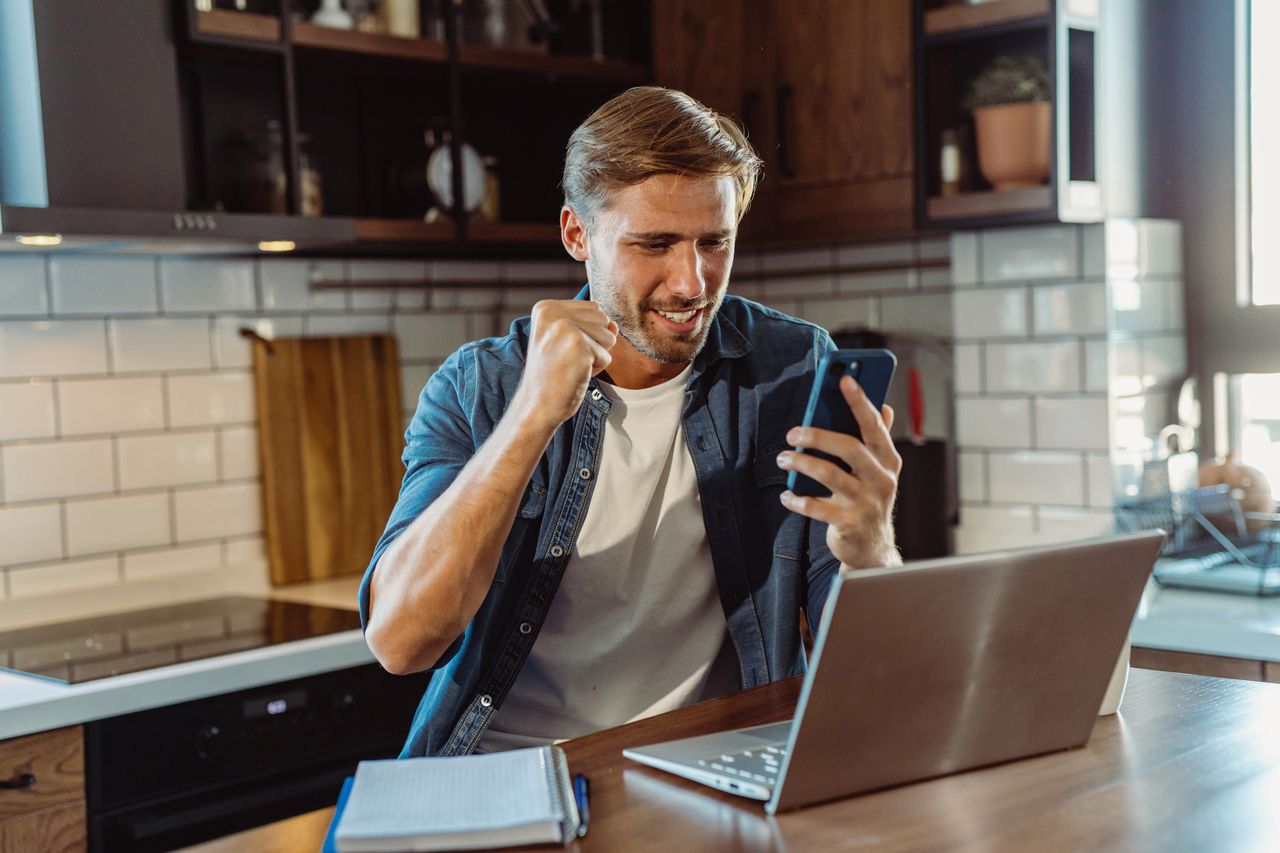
[623,531,1164,814]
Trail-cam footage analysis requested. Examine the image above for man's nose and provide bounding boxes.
[668,243,707,302]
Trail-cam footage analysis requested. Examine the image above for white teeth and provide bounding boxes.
[657,309,696,323]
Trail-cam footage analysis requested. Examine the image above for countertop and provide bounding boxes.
[1133,571,1280,662]
[0,568,369,741]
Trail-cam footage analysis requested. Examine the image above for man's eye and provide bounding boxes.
[644,243,669,252]
[701,240,729,251]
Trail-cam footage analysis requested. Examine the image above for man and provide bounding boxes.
[360,86,902,758]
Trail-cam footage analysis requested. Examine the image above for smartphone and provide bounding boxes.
[786,348,897,498]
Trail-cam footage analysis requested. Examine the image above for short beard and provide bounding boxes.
[588,262,725,365]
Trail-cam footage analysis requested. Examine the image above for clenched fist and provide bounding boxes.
[512,299,619,431]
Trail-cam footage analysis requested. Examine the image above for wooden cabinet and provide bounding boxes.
[652,0,914,246]
[0,726,86,853]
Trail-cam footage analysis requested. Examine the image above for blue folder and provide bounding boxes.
[321,776,355,853]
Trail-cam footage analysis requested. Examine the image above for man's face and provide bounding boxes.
[579,174,737,367]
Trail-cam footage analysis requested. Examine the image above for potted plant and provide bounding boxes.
[962,55,1051,191]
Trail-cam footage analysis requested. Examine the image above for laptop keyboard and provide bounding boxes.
[695,743,788,785]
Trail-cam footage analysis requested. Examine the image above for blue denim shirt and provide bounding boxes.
[359,288,841,757]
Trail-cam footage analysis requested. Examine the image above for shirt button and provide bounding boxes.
[579,467,592,480]
[549,544,565,558]
[590,389,603,401]
[479,694,492,708]
[519,622,533,635]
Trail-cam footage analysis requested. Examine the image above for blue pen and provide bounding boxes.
[573,773,591,838]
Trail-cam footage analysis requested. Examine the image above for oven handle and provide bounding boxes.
[100,769,345,842]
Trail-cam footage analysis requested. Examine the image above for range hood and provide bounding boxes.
[0,1,352,254]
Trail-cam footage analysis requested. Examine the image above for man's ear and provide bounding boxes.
[561,205,590,262]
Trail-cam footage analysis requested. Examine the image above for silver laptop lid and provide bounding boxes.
[768,531,1163,813]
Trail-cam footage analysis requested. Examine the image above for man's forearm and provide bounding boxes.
[366,396,559,674]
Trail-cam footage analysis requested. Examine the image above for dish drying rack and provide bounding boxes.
[1114,485,1280,596]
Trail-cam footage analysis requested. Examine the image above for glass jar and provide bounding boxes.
[298,133,324,217]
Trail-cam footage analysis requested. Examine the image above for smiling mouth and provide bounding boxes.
[655,308,699,323]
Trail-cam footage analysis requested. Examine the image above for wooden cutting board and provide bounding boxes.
[249,333,404,586]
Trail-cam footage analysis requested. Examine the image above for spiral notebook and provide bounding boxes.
[327,746,580,852]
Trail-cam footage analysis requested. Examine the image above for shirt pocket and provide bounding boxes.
[754,446,803,561]
[495,482,546,583]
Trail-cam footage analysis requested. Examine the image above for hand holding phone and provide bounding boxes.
[785,349,897,498]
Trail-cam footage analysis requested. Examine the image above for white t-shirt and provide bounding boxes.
[479,363,739,752]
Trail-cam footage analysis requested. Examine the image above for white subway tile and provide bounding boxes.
[213,315,304,369]
[58,376,164,435]
[0,381,56,440]
[1138,220,1182,278]
[223,535,267,568]
[174,482,261,541]
[957,397,1033,448]
[793,298,877,333]
[1087,453,1115,507]
[987,451,1086,505]
[1085,340,1109,392]
[835,269,914,294]
[502,284,578,309]
[431,260,501,284]
[835,241,914,267]
[502,259,576,283]
[915,236,952,263]
[1110,279,1174,333]
[49,257,157,314]
[3,438,114,502]
[219,426,259,480]
[728,281,766,302]
[1033,282,1106,335]
[953,288,1027,338]
[394,314,471,360]
[1034,396,1111,450]
[431,287,503,310]
[1105,219,1140,279]
[8,556,119,598]
[763,274,833,296]
[954,504,1039,553]
[0,256,48,315]
[65,492,171,556]
[467,313,499,340]
[985,341,1082,393]
[1081,224,1105,279]
[1111,338,1142,396]
[1036,507,1115,543]
[759,247,833,273]
[958,450,987,502]
[259,259,346,311]
[395,289,429,311]
[981,225,1079,282]
[950,232,979,286]
[167,373,255,427]
[919,267,952,289]
[0,503,63,565]
[110,318,211,373]
[118,432,218,490]
[954,344,982,393]
[124,542,223,581]
[1142,336,1187,385]
[0,319,108,378]
[767,300,802,319]
[1164,278,1185,330]
[880,293,952,337]
[159,258,255,312]
[305,314,392,336]
[400,364,436,413]
[345,260,399,310]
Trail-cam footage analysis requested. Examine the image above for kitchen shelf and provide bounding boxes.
[354,217,457,242]
[468,220,561,244]
[291,21,449,64]
[193,9,281,44]
[457,42,647,83]
[926,187,1052,220]
[923,0,1050,39]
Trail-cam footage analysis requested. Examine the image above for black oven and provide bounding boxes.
[85,662,423,852]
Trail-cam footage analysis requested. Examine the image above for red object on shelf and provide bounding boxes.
[908,365,925,443]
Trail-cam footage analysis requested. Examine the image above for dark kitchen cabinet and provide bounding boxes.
[652,0,915,247]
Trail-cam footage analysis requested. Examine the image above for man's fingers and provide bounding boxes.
[776,450,861,500]
[786,426,891,488]
[778,490,846,526]
[882,403,895,432]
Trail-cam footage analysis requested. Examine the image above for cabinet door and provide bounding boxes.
[650,0,776,243]
[0,726,86,853]
[769,0,914,239]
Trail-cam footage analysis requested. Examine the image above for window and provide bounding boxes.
[1222,373,1280,500]
[1249,0,1279,304]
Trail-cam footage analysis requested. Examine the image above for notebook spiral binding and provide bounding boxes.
[546,746,582,844]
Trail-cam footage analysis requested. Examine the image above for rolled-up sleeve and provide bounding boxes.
[357,346,476,630]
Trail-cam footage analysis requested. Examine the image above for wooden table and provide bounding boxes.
[182,668,1280,852]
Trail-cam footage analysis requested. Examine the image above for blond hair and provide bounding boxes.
[562,86,763,225]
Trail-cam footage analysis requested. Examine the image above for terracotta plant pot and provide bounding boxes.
[972,101,1051,191]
